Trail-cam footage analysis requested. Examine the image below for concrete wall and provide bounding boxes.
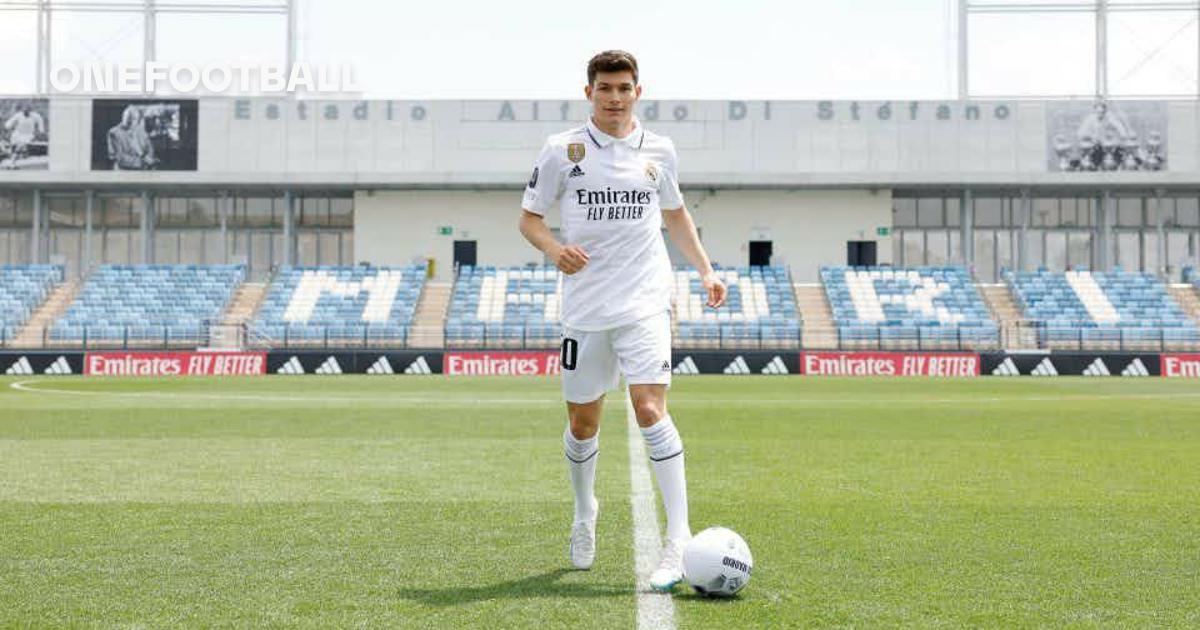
[355,189,891,282]
[6,98,1198,188]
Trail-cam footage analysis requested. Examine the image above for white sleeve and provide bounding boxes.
[521,141,564,216]
[658,140,684,210]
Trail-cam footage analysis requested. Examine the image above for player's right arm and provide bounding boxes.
[518,139,589,275]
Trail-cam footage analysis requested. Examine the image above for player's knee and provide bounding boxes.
[568,415,599,440]
[567,403,602,439]
[633,400,665,426]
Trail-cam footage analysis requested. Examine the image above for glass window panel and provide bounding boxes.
[298,197,325,227]
[1046,232,1067,271]
[1115,232,1140,271]
[48,230,82,277]
[975,198,1003,227]
[99,196,139,228]
[996,230,1014,276]
[0,196,16,227]
[1027,229,1045,270]
[1067,231,1092,269]
[155,230,179,264]
[297,232,319,265]
[205,229,225,265]
[892,198,917,227]
[926,231,947,265]
[1174,197,1199,227]
[974,230,995,281]
[1139,231,1157,275]
[179,231,206,264]
[47,196,84,227]
[917,198,945,227]
[250,232,272,277]
[315,232,340,265]
[103,230,134,265]
[1117,197,1144,227]
[330,197,353,228]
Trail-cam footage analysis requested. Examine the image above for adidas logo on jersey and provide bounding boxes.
[673,356,699,375]
[568,165,585,178]
[404,356,432,374]
[1121,358,1149,377]
[1030,357,1058,377]
[277,356,304,374]
[1082,358,1111,377]
[992,357,1020,376]
[366,356,394,375]
[315,357,342,375]
[760,356,788,375]
[723,356,750,375]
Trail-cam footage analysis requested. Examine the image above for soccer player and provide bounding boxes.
[3,105,44,169]
[518,50,727,592]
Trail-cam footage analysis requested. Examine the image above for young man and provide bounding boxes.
[518,50,726,592]
[3,105,44,169]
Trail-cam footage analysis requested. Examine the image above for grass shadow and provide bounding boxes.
[400,568,630,607]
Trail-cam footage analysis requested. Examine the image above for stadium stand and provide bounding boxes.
[446,265,561,348]
[250,265,426,347]
[1005,268,1200,348]
[0,265,62,345]
[821,266,1000,349]
[49,265,244,346]
[673,266,800,348]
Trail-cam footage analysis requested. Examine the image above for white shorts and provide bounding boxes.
[560,310,672,404]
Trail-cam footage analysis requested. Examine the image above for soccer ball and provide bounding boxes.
[682,526,753,597]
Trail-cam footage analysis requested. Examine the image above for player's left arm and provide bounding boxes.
[662,205,725,308]
[657,140,725,307]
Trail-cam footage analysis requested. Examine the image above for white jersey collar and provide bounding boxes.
[585,116,645,150]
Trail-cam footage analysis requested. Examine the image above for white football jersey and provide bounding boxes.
[523,117,683,331]
[4,111,44,143]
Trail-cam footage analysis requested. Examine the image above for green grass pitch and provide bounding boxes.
[1,375,1198,628]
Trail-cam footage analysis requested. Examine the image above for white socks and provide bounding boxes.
[640,415,690,542]
[564,427,599,523]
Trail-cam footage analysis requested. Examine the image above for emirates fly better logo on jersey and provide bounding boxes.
[576,188,652,222]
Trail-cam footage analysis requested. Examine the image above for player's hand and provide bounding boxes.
[552,244,590,275]
[701,272,726,308]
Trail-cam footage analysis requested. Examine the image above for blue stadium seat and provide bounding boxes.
[1006,269,1198,348]
[50,264,242,346]
[446,265,560,348]
[251,264,426,347]
[821,265,999,349]
[673,265,800,348]
[0,264,62,344]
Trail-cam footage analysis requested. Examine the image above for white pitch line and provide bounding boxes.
[625,389,676,630]
[6,380,558,405]
[11,379,1200,407]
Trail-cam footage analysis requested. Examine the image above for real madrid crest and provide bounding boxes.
[644,161,659,184]
[567,143,586,163]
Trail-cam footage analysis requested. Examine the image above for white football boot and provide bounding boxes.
[569,497,599,570]
[649,538,686,592]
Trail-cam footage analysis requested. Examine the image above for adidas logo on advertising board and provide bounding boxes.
[760,356,788,375]
[404,356,432,375]
[673,357,699,375]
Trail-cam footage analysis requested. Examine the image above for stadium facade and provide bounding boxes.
[2,97,1198,283]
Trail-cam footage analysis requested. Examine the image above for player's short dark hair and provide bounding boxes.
[587,50,638,85]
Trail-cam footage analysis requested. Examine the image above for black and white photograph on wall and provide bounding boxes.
[91,99,198,171]
[0,98,49,170]
[1046,100,1167,172]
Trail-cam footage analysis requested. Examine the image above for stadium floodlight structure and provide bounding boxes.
[0,0,297,95]
[960,0,1200,99]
